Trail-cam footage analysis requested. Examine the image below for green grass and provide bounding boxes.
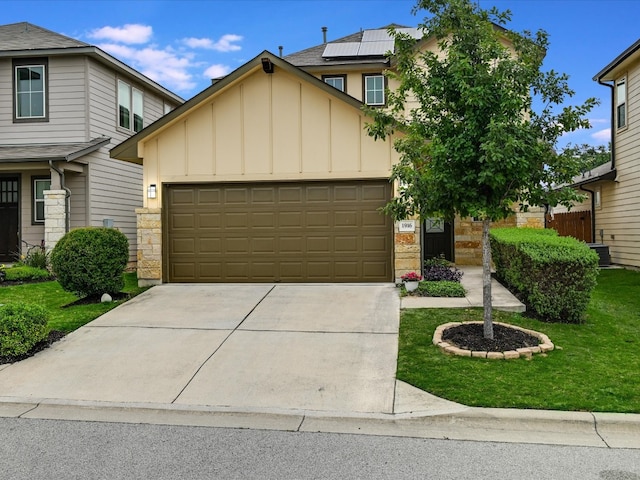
[398,268,640,413]
[0,273,148,333]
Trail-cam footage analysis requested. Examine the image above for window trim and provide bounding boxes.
[322,74,347,93]
[118,79,145,133]
[362,73,386,106]
[616,76,627,130]
[32,176,51,225]
[13,58,49,123]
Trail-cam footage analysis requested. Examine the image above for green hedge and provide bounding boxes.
[0,303,49,357]
[490,227,599,323]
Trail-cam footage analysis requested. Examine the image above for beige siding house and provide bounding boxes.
[0,22,182,264]
[554,37,640,267]
[112,26,542,285]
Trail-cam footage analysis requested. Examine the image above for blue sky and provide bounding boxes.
[4,0,639,148]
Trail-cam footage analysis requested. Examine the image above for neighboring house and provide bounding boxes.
[0,22,183,264]
[111,26,542,285]
[551,37,640,268]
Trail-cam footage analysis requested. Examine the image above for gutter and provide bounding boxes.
[48,160,71,233]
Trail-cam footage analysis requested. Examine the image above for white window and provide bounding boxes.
[33,177,51,224]
[616,77,627,129]
[323,76,345,92]
[15,61,47,120]
[118,80,144,132]
[364,74,385,105]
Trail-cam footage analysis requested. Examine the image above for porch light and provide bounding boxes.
[147,184,157,199]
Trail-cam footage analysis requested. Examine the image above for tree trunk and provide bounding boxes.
[482,218,494,339]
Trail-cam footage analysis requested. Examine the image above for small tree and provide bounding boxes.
[366,0,598,338]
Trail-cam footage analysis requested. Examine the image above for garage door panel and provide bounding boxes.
[198,213,222,229]
[166,181,392,282]
[198,189,221,205]
[171,213,195,230]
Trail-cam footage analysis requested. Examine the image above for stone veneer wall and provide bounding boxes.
[136,208,163,286]
[43,190,67,253]
[394,220,422,282]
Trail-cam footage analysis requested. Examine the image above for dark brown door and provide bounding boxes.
[0,176,19,262]
[423,218,454,262]
[165,181,393,282]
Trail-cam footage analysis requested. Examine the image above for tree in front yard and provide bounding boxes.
[366,0,598,338]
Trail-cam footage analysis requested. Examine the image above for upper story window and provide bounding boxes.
[616,77,627,129]
[13,58,48,122]
[363,74,385,106]
[323,75,346,92]
[118,79,144,133]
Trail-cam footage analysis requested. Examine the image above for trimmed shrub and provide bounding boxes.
[490,227,599,323]
[50,227,129,298]
[4,265,53,282]
[423,256,463,282]
[0,303,49,357]
[416,280,466,297]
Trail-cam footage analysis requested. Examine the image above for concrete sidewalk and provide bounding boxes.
[0,269,638,448]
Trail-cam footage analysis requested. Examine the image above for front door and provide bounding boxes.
[0,176,20,262]
[423,217,454,262]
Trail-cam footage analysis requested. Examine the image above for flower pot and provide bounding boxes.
[404,281,419,292]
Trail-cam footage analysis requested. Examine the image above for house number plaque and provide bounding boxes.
[398,220,416,233]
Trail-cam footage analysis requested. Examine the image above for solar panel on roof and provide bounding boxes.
[358,40,394,56]
[322,42,360,57]
[361,30,392,42]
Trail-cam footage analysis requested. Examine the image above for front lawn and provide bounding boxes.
[398,268,640,413]
[0,272,147,333]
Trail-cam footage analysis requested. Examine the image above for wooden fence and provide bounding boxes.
[545,211,592,243]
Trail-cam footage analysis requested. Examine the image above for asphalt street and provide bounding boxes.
[1,417,639,479]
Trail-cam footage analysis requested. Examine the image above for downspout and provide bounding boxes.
[49,160,71,233]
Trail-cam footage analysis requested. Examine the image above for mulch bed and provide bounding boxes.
[0,330,66,365]
[442,322,540,352]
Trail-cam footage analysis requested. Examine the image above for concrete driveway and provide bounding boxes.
[0,283,411,415]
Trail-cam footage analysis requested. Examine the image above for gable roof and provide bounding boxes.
[285,24,419,69]
[594,37,640,82]
[0,22,88,51]
[0,22,183,104]
[111,50,371,163]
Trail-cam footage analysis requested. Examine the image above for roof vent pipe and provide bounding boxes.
[278,45,283,57]
[322,26,327,44]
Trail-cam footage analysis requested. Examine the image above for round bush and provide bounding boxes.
[0,303,49,357]
[50,227,129,298]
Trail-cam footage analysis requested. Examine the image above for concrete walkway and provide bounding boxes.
[0,269,638,448]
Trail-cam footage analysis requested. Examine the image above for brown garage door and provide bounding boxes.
[165,181,392,282]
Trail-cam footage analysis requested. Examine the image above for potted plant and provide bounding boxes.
[401,271,422,292]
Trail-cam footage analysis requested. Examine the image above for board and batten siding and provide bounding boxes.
[141,66,399,208]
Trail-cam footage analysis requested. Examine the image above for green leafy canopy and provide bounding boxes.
[365,0,599,223]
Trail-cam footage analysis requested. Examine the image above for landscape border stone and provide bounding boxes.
[432,321,555,360]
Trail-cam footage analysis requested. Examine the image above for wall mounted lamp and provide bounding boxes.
[147,184,157,199]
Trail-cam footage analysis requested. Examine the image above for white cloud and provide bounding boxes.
[99,43,197,92]
[204,64,232,79]
[591,128,611,143]
[183,34,243,52]
[90,24,153,44]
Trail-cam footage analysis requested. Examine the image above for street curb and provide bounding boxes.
[1,397,638,449]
